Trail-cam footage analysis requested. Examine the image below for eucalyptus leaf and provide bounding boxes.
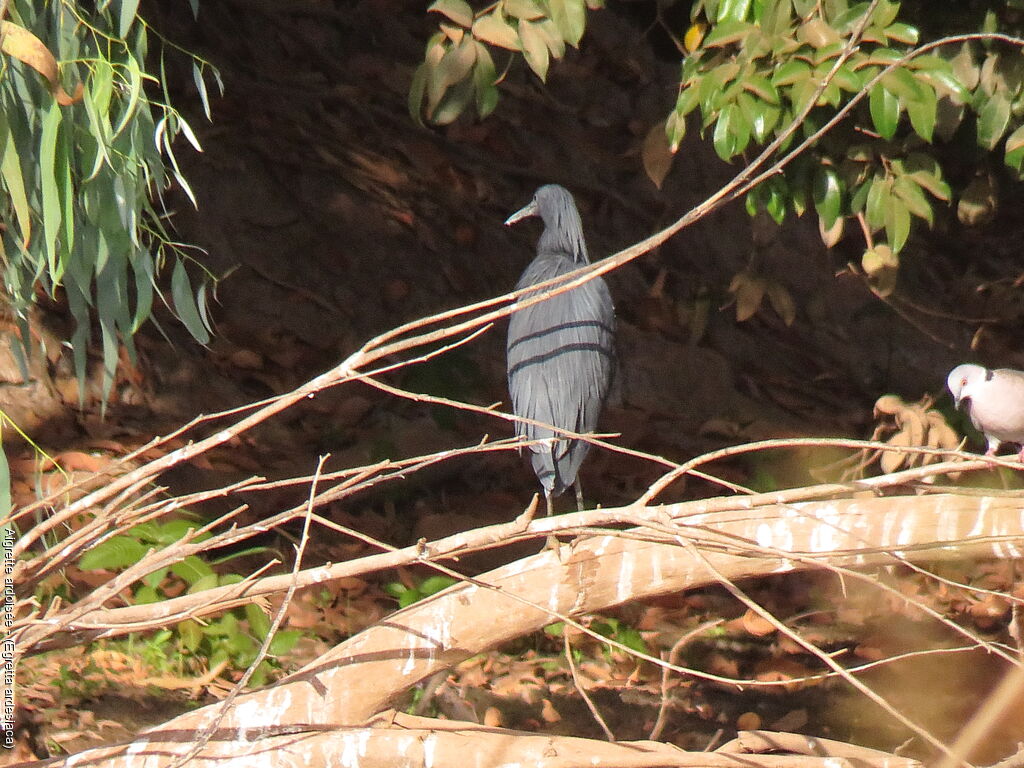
[171,259,211,344]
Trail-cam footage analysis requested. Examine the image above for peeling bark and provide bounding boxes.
[32,493,1024,768]
[36,713,926,768]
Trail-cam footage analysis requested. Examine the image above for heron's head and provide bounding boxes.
[505,184,588,263]
[947,363,989,409]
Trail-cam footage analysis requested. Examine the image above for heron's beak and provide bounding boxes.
[505,199,538,226]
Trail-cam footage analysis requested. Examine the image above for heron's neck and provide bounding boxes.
[539,219,589,264]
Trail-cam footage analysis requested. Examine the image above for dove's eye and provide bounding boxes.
[961,377,968,388]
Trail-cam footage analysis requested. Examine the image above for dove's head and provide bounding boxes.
[947,363,990,409]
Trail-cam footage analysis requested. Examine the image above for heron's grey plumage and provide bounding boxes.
[947,363,1024,455]
[505,184,615,502]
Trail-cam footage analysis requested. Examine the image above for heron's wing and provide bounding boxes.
[507,254,615,495]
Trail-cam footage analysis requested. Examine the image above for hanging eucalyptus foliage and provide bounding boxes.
[0,0,221,403]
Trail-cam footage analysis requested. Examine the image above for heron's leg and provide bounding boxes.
[573,478,584,512]
[543,492,562,556]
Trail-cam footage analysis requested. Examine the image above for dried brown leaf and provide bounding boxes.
[641,120,675,190]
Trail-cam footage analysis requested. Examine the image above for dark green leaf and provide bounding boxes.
[731,102,751,154]
[819,80,841,107]
[713,103,738,160]
[741,74,779,104]
[812,42,843,66]
[245,603,271,640]
[905,152,950,201]
[771,59,810,87]
[850,180,870,213]
[736,91,759,132]
[698,68,726,116]
[419,575,459,596]
[703,19,755,47]
[813,166,842,228]
[869,0,899,27]
[143,566,170,589]
[178,619,203,652]
[787,156,811,215]
[665,108,687,152]
[885,197,911,252]
[268,630,302,657]
[832,2,871,33]
[830,63,861,92]
[175,556,216,586]
[429,74,475,124]
[911,60,970,103]
[153,519,201,544]
[761,0,793,36]
[865,175,890,230]
[745,184,763,217]
[869,83,900,139]
[766,176,787,223]
[883,22,918,44]
[881,68,923,103]
[797,18,839,49]
[864,47,903,66]
[790,77,818,116]
[676,81,701,117]
[753,102,780,142]
[717,0,752,22]
[893,175,932,225]
[905,80,936,142]
[385,582,410,600]
[1004,124,1024,173]
[472,43,499,118]
[80,535,148,571]
[977,91,1011,150]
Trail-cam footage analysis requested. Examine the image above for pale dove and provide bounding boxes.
[947,363,1024,458]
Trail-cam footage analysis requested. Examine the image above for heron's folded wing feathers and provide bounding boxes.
[507,252,615,494]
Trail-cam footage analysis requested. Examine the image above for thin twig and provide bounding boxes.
[563,630,616,742]
[165,455,326,768]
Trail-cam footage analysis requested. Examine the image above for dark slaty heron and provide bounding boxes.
[505,184,615,519]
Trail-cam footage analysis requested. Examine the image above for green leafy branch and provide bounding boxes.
[672,1,1024,292]
[411,0,602,124]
